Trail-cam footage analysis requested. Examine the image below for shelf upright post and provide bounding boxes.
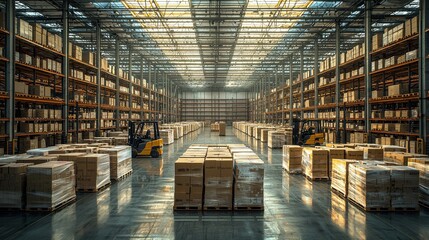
[154,68,158,121]
[114,36,120,130]
[282,62,286,124]
[419,0,429,153]
[128,46,132,120]
[364,0,373,136]
[61,0,69,143]
[140,58,144,120]
[95,21,102,136]
[335,20,341,143]
[5,0,15,152]
[300,47,304,119]
[314,38,319,124]
[289,56,293,126]
[148,61,152,120]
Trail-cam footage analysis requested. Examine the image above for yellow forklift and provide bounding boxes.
[128,121,163,158]
[292,118,325,146]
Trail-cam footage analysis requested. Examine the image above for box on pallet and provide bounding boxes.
[98,146,132,180]
[282,145,302,173]
[0,163,34,209]
[331,159,359,197]
[234,158,264,208]
[204,156,234,209]
[174,158,204,208]
[302,148,329,180]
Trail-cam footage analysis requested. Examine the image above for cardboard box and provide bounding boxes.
[331,159,359,197]
[345,148,364,160]
[282,145,302,173]
[15,82,28,94]
[388,84,409,96]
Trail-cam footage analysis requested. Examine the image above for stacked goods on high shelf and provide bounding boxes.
[173,144,264,211]
[160,129,174,145]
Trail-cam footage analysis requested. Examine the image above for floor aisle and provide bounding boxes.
[1,127,429,239]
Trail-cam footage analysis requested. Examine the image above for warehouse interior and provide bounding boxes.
[0,0,429,239]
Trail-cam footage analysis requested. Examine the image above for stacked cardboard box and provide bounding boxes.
[325,148,345,178]
[219,122,226,136]
[261,128,275,143]
[384,152,427,166]
[234,154,264,209]
[26,161,76,209]
[0,163,33,209]
[408,158,429,206]
[268,131,287,149]
[383,166,419,209]
[75,154,110,191]
[160,129,174,145]
[282,145,302,173]
[345,148,364,160]
[174,157,204,209]
[210,123,219,132]
[302,148,329,180]
[331,159,359,197]
[98,146,132,180]
[204,147,233,209]
[347,163,391,209]
[357,147,384,160]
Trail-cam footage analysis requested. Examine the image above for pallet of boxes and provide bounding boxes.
[219,122,226,136]
[211,122,220,132]
[174,144,264,211]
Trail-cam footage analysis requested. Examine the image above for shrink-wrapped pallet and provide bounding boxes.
[160,129,174,145]
[219,122,226,136]
[26,161,76,209]
[75,154,111,190]
[382,166,419,209]
[408,158,429,206]
[331,159,359,197]
[302,148,329,180]
[268,131,286,149]
[323,147,345,178]
[0,163,33,209]
[204,157,234,209]
[234,158,264,208]
[357,147,384,160]
[384,152,427,166]
[347,163,391,209]
[98,146,132,180]
[282,145,302,173]
[261,129,274,143]
[174,157,204,209]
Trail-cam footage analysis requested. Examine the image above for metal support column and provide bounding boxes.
[282,62,286,124]
[148,62,152,120]
[5,0,15,153]
[95,22,102,136]
[289,56,293,126]
[300,48,304,119]
[61,0,69,143]
[335,21,341,143]
[114,37,120,129]
[314,39,319,122]
[128,46,132,119]
[419,0,429,153]
[139,59,144,120]
[364,0,372,135]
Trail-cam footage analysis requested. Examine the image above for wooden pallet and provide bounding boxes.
[0,207,24,212]
[330,187,346,199]
[77,182,111,193]
[173,205,202,211]
[26,197,76,212]
[203,206,232,211]
[112,170,133,181]
[390,206,419,212]
[348,198,390,212]
[234,206,264,211]
[283,168,302,175]
[305,175,330,181]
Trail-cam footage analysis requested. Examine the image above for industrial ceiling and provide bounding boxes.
[15,0,419,90]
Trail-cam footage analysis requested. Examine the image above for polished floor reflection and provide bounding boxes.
[1,127,428,239]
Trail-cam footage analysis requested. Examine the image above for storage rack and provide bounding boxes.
[0,7,179,153]
[249,11,429,153]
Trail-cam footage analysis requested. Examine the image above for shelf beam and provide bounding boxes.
[95,21,102,136]
[419,0,429,153]
[62,0,69,143]
[335,20,341,143]
[5,0,15,150]
[364,0,373,135]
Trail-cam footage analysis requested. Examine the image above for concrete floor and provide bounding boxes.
[1,127,429,239]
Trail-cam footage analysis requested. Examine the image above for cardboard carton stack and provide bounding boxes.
[261,128,275,143]
[26,161,76,209]
[0,163,33,209]
[219,122,226,136]
[160,129,174,145]
[383,166,419,209]
[407,158,429,206]
[331,159,359,197]
[74,154,110,191]
[210,123,219,132]
[345,148,364,160]
[357,147,384,160]
[268,131,287,148]
[324,147,345,178]
[234,151,264,209]
[174,157,205,209]
[384,152,427,166]
[98,146,132,180]
[347,163,391,209]
[282,145,302,173]
[302,148,329,180]
[204,147,234,209]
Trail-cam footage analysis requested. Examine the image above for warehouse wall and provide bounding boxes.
[180,92,249,124]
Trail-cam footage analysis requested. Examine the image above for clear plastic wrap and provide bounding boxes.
[302,148,329,179]
[27,147,60,156]
[75,154,111,190]
[160,129,174,145]
[268,131,286,149]
[26,161,76,209]
[234,158,264,208]
[382,166,419,208]
[347,163,390,209]
[331,159,359,197]
[0,163,33,208]
[282,145,302,173]
[98,146,132,179]
[174,157,204,207]
[204,157,233,208]
[408,158,429,206]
